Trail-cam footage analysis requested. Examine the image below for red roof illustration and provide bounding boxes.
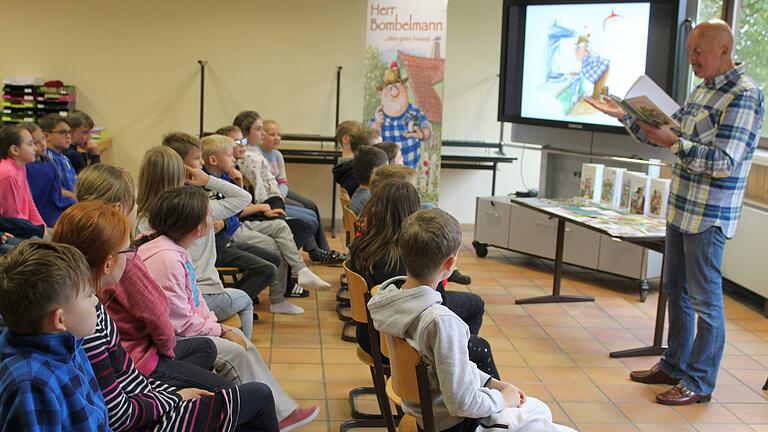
[397,50,444,123]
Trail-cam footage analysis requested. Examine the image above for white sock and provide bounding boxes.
[297,267,331,290]
[270,301,304,315]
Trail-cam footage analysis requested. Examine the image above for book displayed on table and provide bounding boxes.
[609,75,680,128]
[629,173,651,215]
[580,163,604,202]
[649,178,671,218]
[600,167,625,209]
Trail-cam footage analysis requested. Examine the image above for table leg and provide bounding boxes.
[610,259,668,358]
[515,218,595,304]
[491,162,497,196]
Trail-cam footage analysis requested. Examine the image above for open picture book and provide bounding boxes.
[609,75,680,128]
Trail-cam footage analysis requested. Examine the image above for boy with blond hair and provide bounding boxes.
[369,209,573,432]
[201,134,329,314]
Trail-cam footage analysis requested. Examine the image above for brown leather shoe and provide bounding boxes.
[656,383,712,405]
[629,363,680,385]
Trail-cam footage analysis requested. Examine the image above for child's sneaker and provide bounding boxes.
[284,282,310,298]
[279,406,320,432]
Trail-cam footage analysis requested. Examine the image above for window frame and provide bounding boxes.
[689,0,767,148]
[724,0,768,148]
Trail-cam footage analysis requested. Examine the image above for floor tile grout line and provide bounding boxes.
[314,267,333,432]
[481,255,666,429]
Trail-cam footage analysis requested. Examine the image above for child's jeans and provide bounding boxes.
[203,288,254,340]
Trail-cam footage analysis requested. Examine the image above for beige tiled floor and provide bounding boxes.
[249,229,768,431]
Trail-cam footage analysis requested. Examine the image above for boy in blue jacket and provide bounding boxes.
[0,240,109,431]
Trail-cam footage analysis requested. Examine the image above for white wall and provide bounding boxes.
[0,0,540,223]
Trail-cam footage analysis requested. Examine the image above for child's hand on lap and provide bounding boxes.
[501,385,524,408]
[221,325,248,350]
[185,166,210,187]
[264,208,286,218]
[177,388,214,401]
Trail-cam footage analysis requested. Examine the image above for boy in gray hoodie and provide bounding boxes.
[368,209,574,432]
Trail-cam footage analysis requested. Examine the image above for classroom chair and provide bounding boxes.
[340,266,398,432]
[382,333,436,432]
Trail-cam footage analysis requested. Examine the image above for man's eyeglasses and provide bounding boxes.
[50,129,72,136]
[233,139,245,145]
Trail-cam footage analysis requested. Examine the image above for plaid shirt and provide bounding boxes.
[581,55,610,84]
[0,330,110,431]
[370,104,432,168]
[623,64,764,238]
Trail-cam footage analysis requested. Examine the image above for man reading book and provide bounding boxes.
[587,19,764,406]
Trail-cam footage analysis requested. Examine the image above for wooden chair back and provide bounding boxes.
[343,260,369,324]
[383,334,436,432]
[340,187,351,208]
[342,205,357,246]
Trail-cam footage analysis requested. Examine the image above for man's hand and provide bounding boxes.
[264,208,287,219]
[405,127,427,141]
[185,166,210,187]
[221,326,248,350]
[1,232,12,244]
[177,388,214,401]
[213,220,225,233]
[585,96,625,119]
[637,122,678,148]
[85,140,100,155]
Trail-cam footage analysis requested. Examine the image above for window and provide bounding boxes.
[689,0,725,92]
[733,0,768,145]
[697,0,723,23]
[689,0,767,148]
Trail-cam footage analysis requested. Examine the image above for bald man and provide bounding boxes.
[588,20,764,405]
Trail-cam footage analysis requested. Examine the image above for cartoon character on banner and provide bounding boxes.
[370,61,433,169]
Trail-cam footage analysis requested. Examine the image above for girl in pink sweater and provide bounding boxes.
[0,125,45,227]
[74,164,227,391]
[138,185,318,430]
[54,200,281,432]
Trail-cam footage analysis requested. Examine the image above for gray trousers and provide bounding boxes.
[233,220,307,303]
[192,329,298,422]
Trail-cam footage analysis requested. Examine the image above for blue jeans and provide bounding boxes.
[203,288,254,340]
[659,224,727,395]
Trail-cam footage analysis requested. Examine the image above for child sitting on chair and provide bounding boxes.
[368,209,574,432]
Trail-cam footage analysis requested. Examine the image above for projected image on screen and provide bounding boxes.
[520,3,650,127]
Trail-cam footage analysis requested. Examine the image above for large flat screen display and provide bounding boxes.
[499,0,680,133]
